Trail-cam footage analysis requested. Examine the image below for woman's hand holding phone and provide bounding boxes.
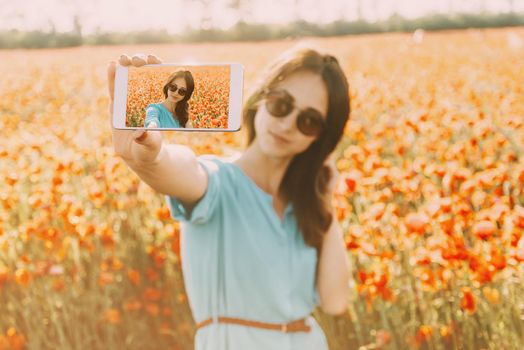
[107,53,163,166]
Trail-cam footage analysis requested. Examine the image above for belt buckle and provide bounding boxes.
[281,323,288,333]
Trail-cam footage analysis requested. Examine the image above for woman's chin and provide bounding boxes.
[259,138,293,158]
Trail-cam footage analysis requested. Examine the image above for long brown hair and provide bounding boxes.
[163,70,195,127]
[243,46,350,254]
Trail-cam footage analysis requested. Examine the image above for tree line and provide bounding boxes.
[0,11,523,49]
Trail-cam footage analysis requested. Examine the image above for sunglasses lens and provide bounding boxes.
[297,110,324,136]
[265,92,292,117]
[168,84,177,92]
[178,88,187,96]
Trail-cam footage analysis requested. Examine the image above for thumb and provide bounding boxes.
[133,129,148,142]
[134,129,162,148]
[133,121,157,142]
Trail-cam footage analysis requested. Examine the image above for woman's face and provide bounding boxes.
[254,70,328,158]
[167,77,187,103]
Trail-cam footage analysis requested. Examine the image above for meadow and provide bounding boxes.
[0,27,523,349]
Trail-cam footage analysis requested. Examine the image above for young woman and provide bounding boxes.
[107,47,351,350]
[145,70,195,128]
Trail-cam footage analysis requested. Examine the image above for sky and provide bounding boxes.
[0,0,521,35]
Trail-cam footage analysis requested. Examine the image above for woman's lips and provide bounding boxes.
[269,131,290,143]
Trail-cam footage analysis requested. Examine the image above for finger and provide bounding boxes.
[118,54,131,66]
[147,121,158,128]
[326,153,336,165]
[131,54,147,67]
[325,155,336,171]
[108,101,116,130]
[146,54,162,64]
[134,129,147,142]
[331,162,340,177]
[107,61,117,102]
[136,129,163,148]
[325,155,339,180]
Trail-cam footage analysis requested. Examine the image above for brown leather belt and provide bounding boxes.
[196,316,311,333]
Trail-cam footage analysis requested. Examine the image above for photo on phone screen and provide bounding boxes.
[113,63,243,131]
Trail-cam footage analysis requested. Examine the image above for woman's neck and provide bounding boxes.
[234,142,292,198]
[162,99,176,114]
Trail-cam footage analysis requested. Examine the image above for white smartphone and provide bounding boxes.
[112,63,243,131]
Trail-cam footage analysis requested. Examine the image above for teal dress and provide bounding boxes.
[166,155,329,350]
[145,103,181,128]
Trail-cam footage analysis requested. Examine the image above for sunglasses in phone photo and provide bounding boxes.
[167,83,187,97]
[262,88,326,137]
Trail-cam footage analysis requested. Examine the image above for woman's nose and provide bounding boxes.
[274,109,298,132]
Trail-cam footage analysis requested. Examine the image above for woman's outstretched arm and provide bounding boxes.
[127,142,208,206]
[144,106,160,128]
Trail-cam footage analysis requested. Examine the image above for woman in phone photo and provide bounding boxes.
[108,47,350,350]
[145,69,195,128]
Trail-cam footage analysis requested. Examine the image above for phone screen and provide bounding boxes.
[113,63,243,131]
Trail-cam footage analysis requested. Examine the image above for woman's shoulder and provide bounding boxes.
[197,153,238,169]
[146,103,164,112]
[197,154,241,179]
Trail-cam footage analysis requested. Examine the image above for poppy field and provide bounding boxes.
[126,65,230,128]
[0,28,524,350]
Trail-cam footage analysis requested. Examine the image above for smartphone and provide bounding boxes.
[112,63,243,131]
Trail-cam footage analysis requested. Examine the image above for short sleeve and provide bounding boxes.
[145,105,160,127]
[165,157,221,224]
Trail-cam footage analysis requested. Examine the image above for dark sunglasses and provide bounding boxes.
[167,83,187,97]
[263,88,326,137]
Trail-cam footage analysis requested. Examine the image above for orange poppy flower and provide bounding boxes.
[460,287,476,314]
